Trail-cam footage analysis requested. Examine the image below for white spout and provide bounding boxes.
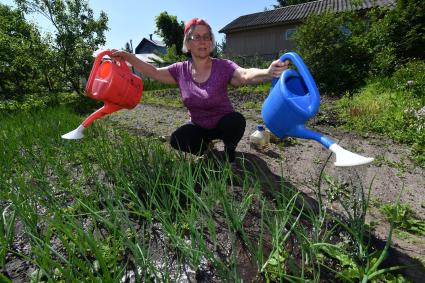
[61,125,85,140]
[329,144,374,167]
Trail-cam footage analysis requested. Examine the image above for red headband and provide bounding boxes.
[184,18,210,34]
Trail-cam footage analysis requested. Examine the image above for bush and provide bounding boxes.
[142,77,177,91]
[335,60,425,167]
[222,54,273,69]
[294,11,370,95]
[391,60,425,98]
[294,0,424,95]
[0,91,101,114]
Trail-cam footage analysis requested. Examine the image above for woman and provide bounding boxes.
[111,18,289,162]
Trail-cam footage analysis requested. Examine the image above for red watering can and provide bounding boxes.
[62,50,143,139]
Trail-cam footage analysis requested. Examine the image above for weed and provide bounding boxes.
[380,203,425,236]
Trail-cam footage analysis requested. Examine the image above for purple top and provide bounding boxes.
[168,58,239,129]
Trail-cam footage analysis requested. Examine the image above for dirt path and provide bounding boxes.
[107,102,425,279]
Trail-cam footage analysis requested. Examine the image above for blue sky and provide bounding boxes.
[1,0,278,49]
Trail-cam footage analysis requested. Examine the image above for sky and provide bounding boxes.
[1,0,278,49]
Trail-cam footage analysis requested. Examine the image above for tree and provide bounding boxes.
[14,0,109,94]
[294,11,370,94]
[124,41,133,53]
[380,0,424,60]
[154,12,184,55]
[353,0,424,77]
[0,4,53,101]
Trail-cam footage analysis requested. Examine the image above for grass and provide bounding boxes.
[142,89,183,108]
[335,61,425,168]
[0,107,410,282]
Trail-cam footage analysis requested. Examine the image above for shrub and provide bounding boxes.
[391,60,425,98]
[294,0,424,95]
[335,60,424,167]
[294,11,370,95]
[142,77,177,91]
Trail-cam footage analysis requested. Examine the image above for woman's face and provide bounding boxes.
[187,25,212,58]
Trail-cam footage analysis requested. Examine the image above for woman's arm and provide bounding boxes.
[110,50,177,85]
[230,59,290,86]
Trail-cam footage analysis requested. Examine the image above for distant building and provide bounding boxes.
[134,34,167,65]
[219,0,395,58]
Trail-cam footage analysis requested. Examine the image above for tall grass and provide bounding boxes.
[0,107,407,281]
[335,61,425,167]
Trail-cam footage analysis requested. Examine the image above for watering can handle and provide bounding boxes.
[85,50,131,96]
[271,52,320,116]
[272,52,319,94]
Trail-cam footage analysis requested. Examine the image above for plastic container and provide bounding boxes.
[250,125,270,150]
[80,50,144,128]
[61,50,144,139]
[85,50,143,109]
[260,52,374,166]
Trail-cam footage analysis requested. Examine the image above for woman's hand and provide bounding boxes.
[231,59,291,86]
[267,59,290,78]
[110,49,130,62]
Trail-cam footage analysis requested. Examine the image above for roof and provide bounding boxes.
[219,0,395,33]
[134,37,166,55]
[134,53,164,64]
[143,38,166,47]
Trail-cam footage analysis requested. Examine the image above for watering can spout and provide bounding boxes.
[262,52,374,167]
[61,49,143,140]
[329,144,374,167]
[61,103,123,140]
[61,124,85,140]
[289,125,374,166]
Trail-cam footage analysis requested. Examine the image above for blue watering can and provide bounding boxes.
[262,52,374,167]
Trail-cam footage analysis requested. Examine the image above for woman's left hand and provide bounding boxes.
[268,59,290,78]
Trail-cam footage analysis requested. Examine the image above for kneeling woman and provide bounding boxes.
[111,18,289,162]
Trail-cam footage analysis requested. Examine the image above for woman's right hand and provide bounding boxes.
[108,49,177,85]
[110,49,130,62]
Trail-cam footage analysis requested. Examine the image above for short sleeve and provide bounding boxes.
[168,62,182,83]
[223,59,239,79]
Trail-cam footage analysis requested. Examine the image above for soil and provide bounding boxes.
[105,90,425,281]
[3,91,425,282]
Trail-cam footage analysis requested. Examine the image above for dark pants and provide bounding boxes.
[170,112,246,162]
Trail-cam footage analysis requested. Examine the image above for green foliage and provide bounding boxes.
[380,203,425,236]
[223,53,272,69]
[152,44,187,65]
[0,91,98,114]
[294,0,424,94]
[391,0,424,60]
[294,11,370,94]
[14,0,109,94]
[0,107,410,281]
[359,0,425,77]
[0,4,55,100]
[335,60,425,167]
[230,82,271,95]
[142,89,182,108]
[391,60,425,98]
[1,205,16,271]
[155,12,184,55]
[142,77,177,91]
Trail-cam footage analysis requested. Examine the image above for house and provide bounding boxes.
[219,0,395,58]
[134,34,167,65]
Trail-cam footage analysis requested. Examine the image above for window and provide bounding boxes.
[340,24,351,36]
[285,28,297,40]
